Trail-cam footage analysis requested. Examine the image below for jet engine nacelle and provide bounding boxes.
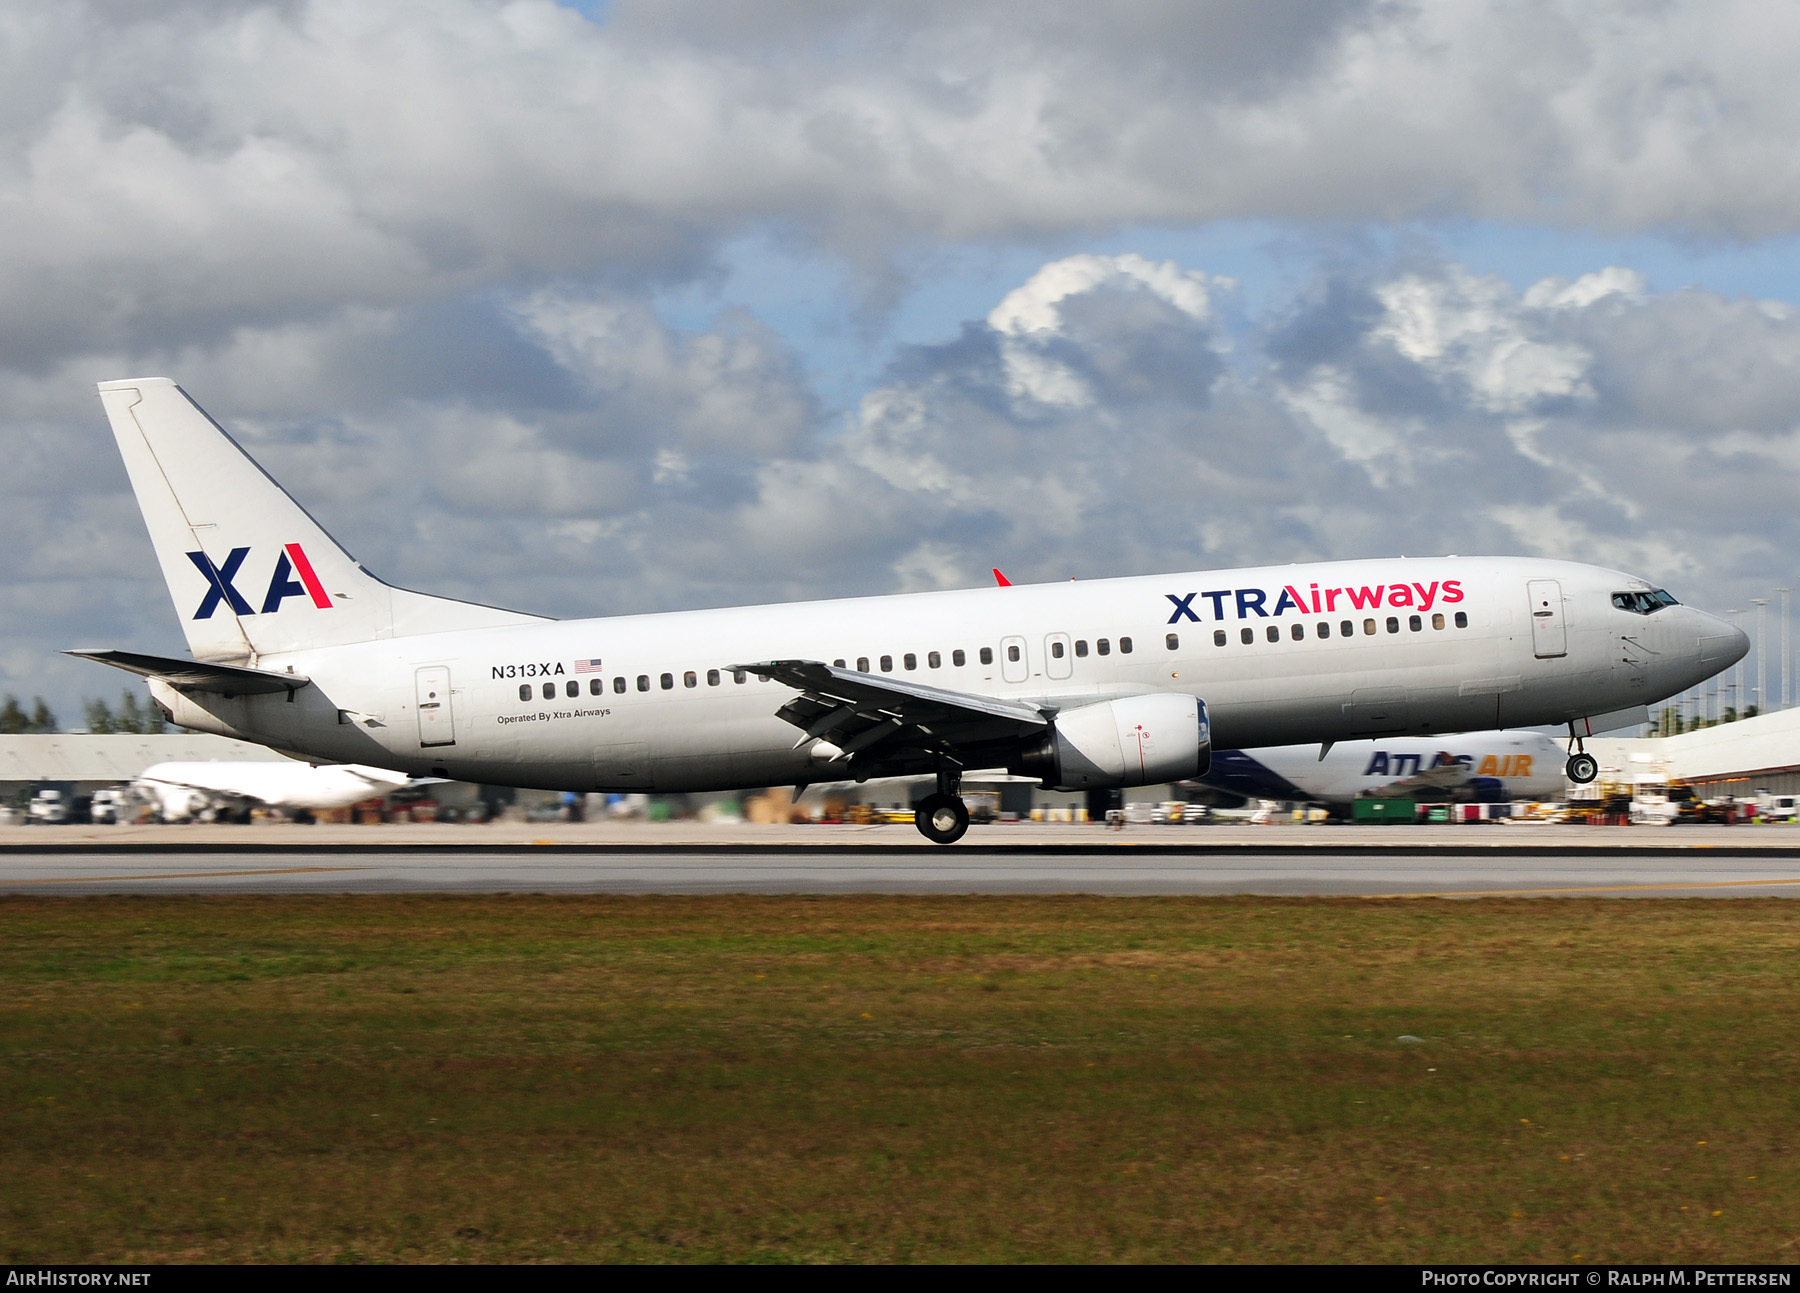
[1012,693,1210,790]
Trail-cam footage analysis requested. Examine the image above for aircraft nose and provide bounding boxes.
[1696,610,1751,669]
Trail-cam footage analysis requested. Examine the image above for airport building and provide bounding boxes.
[1590,705,1800,798]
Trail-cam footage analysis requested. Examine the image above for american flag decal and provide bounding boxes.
[573,658,604,674]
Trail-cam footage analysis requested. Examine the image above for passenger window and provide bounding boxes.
[1454,611,1468,629]
[614,677,626,693]
[684,671,697,688]
[707,669,720,686]
[1317,622,1330,638]
[1120,637,1133,653]
[542,682,555,700]
[660,673,673,690]
[637,675,650,691]
[518,684,531,702]
[1386,617,1399,634]
[858,657,870,672]
[1432,613,1445,630]
[1341,620,1353,637]
[1266,625,1279,643]
[565,680,578,698]
[904,653,917,670]
[1164,634,1178,651]
[833,659,845,668]
[980,647,994,665]
[589,678,604,695]
[1074,640,1088,657]
[953,649,966,666]
[1363,619,1376,635]
[1214,630,1227,647]
[928,651,941,668]
[1241,627,1254,645]
[1097,639,1111,656]
[1006,645,1020,663]
[1291,623,1304,641]
[1409,615,1422,632]
[733,669,747,684]
[1051,641,1065,659]
[881,655,894,672]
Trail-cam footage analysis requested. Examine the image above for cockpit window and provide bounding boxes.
[1612,589,1679,614]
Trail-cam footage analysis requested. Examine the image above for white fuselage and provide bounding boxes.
[134,761,411,817]
[1201,730,1571,805]
[148,556,1743,794]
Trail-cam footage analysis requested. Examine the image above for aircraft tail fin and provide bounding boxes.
[96,379,544,663]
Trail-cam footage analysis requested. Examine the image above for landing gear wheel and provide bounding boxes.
[914,792,970,845]
[1566,751,1599,785]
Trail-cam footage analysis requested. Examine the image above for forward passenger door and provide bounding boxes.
[1527,580,1567,659]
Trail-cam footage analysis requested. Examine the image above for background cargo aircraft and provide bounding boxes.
[133,761,411,822]
[71,379,1747,843]
[1198,730,1570,808]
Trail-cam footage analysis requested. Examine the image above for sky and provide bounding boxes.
[6,0,1800,722]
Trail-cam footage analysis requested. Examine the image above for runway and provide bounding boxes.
[6,829,1800,896]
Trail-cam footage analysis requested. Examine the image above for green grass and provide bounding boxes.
[2,894,1798,1263]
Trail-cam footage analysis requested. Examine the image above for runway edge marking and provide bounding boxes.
[0,866,369,886]
[1371,876,1800,898]
[7,841,1800,859]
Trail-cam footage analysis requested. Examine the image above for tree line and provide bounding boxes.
[0,690,169,734]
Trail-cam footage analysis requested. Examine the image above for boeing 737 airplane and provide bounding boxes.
[1199,730,1570,808]
[70,379,1748,843]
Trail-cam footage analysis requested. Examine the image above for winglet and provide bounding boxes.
[992,568,1012,587]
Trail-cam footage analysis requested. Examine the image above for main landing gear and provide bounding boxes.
[1565,723,1599,785]
[914,759,969,845]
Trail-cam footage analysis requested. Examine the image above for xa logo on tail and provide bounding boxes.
[187,543,333,620]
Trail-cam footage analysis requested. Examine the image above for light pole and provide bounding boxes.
[1728,610,1746,720]
[1780,587,1792,710]
[1753,598,1768,716]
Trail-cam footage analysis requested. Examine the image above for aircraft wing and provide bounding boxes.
[734,660,1048,767]
[66,648,309,696]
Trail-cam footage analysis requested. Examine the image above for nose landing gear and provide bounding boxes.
[914,758,969,845]
[1565,724,1599,784]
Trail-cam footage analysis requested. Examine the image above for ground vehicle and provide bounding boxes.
[1757,793,1798,823]
[27,789,70,824]
[89,786,129,824]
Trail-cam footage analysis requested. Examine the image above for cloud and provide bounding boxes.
[512,291,818,457]
[1267,258,1800,587]
[8,0,1800,367]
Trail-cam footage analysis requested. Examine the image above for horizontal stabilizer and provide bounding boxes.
[65,648,309,695]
